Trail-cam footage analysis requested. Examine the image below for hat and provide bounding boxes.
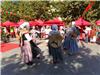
[19,22,30,29]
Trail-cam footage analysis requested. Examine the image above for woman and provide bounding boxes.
[78,27,86,47]
[63,25,80,55]
[48,24,64,64]
[29,26,37,43]
[19,25,33,66]
[10,27,15,38]
[90,27,96,43]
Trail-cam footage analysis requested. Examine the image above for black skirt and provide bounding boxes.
[30,40,41,58]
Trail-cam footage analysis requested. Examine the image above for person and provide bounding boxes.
[35,26,41,39]
[63,25,80,55]
[41,26,45,39]
[29,27,41,59]
[19,22,41,66]
[45,26,51,38]
[78,27,86,47]
[85,26,92,42]
[1,27,10,43]
[10,27,15,38]
[19,25,33,66]
[29,26,37,43]
[96,28,100,44]
[90,27,96,43]
[48,24,64,64]
[59,26,65,36]
[84,27,88,43]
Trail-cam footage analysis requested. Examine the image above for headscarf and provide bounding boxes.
[49,24,59,36]
[51,24,58,31]
[19,22,30,30]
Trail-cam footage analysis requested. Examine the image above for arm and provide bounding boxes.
[25,33,37,47]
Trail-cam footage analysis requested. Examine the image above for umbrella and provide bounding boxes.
[96,20,100,26]
[3,21,18,27]
[75,17,91,27]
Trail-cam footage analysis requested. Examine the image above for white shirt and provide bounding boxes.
[25,33,32,41]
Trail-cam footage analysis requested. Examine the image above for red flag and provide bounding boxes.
[82,1,95,17]
[85,1,94,12]
[85,4,92,12]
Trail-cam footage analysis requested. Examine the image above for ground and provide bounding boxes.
[1,38,100,75]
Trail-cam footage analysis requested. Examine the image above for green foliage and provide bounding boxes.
[1,1,100,24]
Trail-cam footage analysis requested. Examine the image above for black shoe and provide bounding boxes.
[53,60,59,64]
[26,62,33,66]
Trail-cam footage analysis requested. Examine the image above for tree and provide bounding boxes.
[1,0,100,24]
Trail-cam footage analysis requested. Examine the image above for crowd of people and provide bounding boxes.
[1,22,100,66]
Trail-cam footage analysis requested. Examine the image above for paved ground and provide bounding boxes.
[1,39,100,75]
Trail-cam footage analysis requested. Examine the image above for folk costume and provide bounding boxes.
[20,31,33,65]
[63,26,80,55]
[19,22,41,65]
[48,24,64,64]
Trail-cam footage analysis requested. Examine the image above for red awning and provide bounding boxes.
[3,21,18,27]
[96,20,100,26]
[17,19,25,25]
[35,19,44,26]
[0,23,3,27]
[44,18,65,26]
[29,21,38,26]
[29,19,44,26]
[75,17,91,27]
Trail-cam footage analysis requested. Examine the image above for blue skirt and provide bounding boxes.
[63,37,79,53]
[63,36,71,49]
[48,43,63,61]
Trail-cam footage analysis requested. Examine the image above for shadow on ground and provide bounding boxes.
[1,47,100,75]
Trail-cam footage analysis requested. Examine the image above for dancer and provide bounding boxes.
[63,25,80,55]
[19,25,33,66]
[48,24,64,64]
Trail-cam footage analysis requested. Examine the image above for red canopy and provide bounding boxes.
[96,20,100,26]
[44,18,65,26]
[17,19,25,25]
[29,19,44,26]
[0,23,3,27]
[29,21,38,26]
[3,21,18,27]
[44,23,65,26]
[75,17,91,27]
[35,19,44,26]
